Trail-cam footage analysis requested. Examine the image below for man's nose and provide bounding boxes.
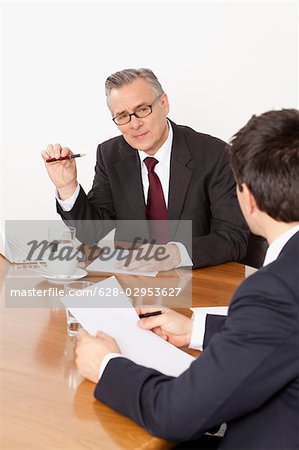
[130,115,143,129]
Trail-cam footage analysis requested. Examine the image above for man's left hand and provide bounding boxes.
[76,330,121,383]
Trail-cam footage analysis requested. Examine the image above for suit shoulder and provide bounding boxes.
[174,123,228,151]
[96,134,124,153]
[95,135,129,166]
[233,254,298,310]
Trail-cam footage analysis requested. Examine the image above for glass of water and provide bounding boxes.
[48,226,77,277]
[64,281,95,336]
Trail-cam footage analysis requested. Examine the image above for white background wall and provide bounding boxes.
[1,1,298,221]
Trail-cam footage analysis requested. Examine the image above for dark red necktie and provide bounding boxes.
[144,157,168,244]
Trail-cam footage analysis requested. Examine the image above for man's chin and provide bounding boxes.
[132,142,154,154]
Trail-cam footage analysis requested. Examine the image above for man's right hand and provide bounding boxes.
[136,307,193,348]
[41,144,78,200]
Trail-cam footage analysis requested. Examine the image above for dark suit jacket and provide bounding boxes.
[95,232,299,449]
[57,120,249,267]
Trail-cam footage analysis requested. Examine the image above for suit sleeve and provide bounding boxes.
[94,271,297,441]
[203,314,226,348]
[192,145,249,268]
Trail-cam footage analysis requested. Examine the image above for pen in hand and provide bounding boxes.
[46,153,86,163]
[139,310,164,319]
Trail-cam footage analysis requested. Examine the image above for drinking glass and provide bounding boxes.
[64,281,95,336]
[47,226,77,277]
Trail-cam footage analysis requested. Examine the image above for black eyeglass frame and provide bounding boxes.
[112,95,162,125]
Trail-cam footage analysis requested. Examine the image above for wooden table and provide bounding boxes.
[0,256,244,450]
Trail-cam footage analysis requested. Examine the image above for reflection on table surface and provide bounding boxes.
[0,255,244,450]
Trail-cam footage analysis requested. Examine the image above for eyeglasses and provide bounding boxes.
[112,95,161,125]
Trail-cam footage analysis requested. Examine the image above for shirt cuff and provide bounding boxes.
[189,312,208,351]
[56,183,80,211]
[168,241,193,268]
[98,353,123,380]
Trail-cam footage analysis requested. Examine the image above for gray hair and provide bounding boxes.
[105,68,165,101]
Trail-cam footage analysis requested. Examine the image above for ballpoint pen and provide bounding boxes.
[139,310,163,319]
[46,153,86,163]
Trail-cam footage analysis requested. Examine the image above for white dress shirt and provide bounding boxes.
[57,183,80,211]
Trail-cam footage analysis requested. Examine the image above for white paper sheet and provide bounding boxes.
[61,276,194,377]
[190,306,228,316]
[87,249,158,277]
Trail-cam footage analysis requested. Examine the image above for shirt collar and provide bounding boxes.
[138,120,173,166]
[263,224,299,266]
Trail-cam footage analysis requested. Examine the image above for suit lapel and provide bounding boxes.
[115,141,147,220]
[167,122,193,220]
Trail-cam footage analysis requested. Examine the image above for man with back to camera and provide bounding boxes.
[75,109,299,449]
[41,68,249,271]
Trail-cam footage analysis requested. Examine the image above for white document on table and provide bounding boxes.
[87,249,158,277]
[62,276,194,377]
[190,306,228,316]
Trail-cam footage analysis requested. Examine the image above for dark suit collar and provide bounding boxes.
[114,139,147,220]
[278,229,299,258]
[263,229,299,270]
[167,120,193,220]
[168,119,193,166]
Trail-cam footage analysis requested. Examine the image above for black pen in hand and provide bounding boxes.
[139,310,164,319]
[46,153,86,163]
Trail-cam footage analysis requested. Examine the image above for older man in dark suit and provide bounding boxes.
[75,109,299,449]
[42,68,248,270]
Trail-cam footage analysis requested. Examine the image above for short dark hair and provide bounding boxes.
[229,109,299,222]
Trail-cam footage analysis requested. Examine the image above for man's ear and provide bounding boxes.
[160,93,170,116]
[241,183,258,215]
